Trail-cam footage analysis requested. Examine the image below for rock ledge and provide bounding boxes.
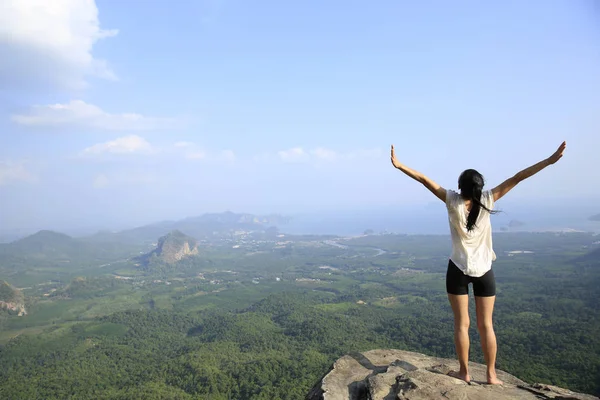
[306,349,598,400]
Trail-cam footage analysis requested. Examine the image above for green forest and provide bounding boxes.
[1,230,599,399]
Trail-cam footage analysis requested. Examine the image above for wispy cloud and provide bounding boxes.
[278,147,310,163]
[78,138,236,162]
[310,147,338,162]
[0,0,117,90]
[276,147,382,164]
[0,161,35,185]
[12,100,180,131]
[82,135,155,156]
[172,141,235,163]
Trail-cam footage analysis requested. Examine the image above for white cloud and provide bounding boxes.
[80,138,234,161]
[0,0,118,90]
[310,147,338,161]
[172,141,234,163]
[278,147,309,163]
[12,100,179,131]
[278,147,339,163]
[276,146,383,164]
[82,135,154,156]
[0,162,34,185]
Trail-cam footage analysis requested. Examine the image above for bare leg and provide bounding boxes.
[448,294,470,383]
[475,295,503,384]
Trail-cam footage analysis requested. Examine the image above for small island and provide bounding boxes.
[509,220,526,229]
[589,214,600,222]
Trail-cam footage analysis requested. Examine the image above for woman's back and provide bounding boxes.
[446,189,496,277]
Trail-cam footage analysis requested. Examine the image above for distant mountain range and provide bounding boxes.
[0,212,287,273]
[83,211,290,244]
[2,210,599,274]
[3,208,599,244]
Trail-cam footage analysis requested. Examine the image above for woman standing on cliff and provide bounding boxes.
[390,141,566,384]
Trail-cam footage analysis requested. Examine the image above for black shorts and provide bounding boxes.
[446,259,496,297]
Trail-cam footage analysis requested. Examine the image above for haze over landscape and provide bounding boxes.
[1,0,599,236]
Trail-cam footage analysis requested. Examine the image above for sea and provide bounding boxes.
[280,205,600,236]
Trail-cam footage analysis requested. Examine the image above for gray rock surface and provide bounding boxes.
[306,349,598,400]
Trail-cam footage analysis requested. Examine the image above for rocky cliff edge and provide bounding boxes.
[306,349,598,400]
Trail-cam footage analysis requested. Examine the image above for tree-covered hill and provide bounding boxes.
[0,230,144,277]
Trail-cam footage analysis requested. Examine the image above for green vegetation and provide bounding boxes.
[0,281,24,318]
[0,228,599,399]
[0,281,20,303]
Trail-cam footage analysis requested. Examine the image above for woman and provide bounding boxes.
[390,141,566,384]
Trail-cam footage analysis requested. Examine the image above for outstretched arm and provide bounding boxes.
[492,141,566,202]
[390,145,446,203]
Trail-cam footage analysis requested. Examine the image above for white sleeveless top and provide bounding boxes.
[446,189,496,277]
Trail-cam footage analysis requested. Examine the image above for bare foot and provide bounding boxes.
[487,375,503,385]
[449,370,471,384]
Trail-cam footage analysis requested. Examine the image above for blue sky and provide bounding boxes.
[1,0,599,232]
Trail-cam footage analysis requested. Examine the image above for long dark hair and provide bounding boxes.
[458,169,497,231]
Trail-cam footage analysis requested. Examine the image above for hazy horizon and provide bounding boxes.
[2,1,599,234]
[2,198,599,242]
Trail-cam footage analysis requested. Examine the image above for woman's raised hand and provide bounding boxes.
[548,141,566,165]
[390,145,402,169]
